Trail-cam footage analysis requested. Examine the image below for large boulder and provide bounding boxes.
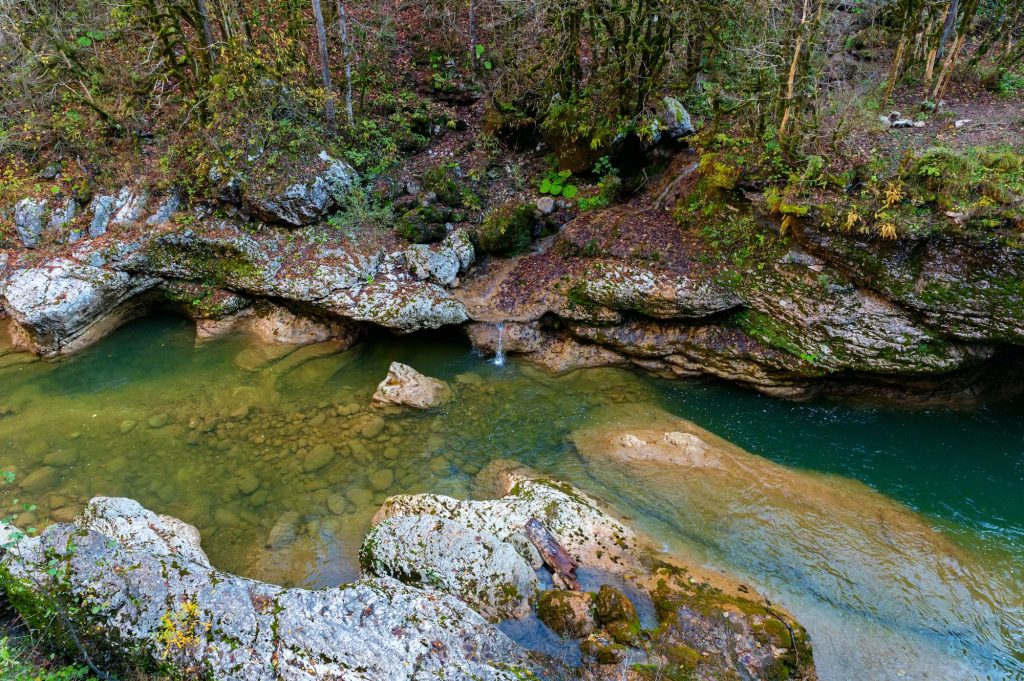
[360,514,538,620]
[0,259,159,355]
[1,497,533,681]
[404,229,474,287]
[245,152,358,226]
[658,96,696,139]
[372,362,452,409]
[374,461,651,574]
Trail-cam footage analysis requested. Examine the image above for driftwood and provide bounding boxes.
[524,518,580,590]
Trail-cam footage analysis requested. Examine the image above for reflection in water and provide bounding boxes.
[0,314,1022,680]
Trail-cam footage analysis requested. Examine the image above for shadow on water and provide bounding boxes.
[0,313,1022,679]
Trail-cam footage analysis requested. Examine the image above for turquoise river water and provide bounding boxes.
[0,314,1021,680]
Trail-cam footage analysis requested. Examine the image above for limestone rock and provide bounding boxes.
[245,152,357,226]
[112,188,149,225]
[572,261,743,319]
[658,96,696,139]
[14,198,47,248]
[0,259,159,356]
[47,199,77,236]
[88,194,118,237]
[146,192,182,225]
[360,514,538,620]
[2,498,530,680]
[372,362,452,409]
[374,461,650,574]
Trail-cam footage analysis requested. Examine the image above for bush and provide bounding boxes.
[479,203,536,255]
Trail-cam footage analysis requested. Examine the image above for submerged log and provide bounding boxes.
[524,517,580,590]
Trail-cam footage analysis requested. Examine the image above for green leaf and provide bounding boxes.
[562,184,578,199]
[86,30,106,41]
[76,36,92,47]
[539,179,551,194]
[558,169,572,179]
[550,185,563,197]
[475,44,485,59]
[483,60,492,70]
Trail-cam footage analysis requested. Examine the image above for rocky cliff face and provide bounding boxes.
[3,155,1023,401]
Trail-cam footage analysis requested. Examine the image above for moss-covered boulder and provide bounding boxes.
[395,205,452,243]
[479,203,536,256]
[537,590,596,638]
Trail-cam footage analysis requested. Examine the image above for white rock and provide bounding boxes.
[372,361,452,409]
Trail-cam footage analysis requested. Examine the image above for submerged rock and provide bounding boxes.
[1,498,531,680]
[371,362,452,409]
[361,514,538,621]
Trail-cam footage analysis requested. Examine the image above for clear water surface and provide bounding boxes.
[0,314,1021,680]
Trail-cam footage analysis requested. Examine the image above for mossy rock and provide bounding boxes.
[422,165,464,207]
[396,205,456,243]
[536,590,595,638]
[579,636,627,665]
[479,202,536,256]
[595,584,639,627]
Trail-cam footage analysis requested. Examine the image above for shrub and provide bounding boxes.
[479,203,536,255]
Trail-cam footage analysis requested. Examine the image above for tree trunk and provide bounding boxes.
[312,0,336,130]
[196,0,216,63]
[937,0,959,59]
[336,0,354,126]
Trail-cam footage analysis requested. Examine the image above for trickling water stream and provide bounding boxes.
[0,314,1022,680]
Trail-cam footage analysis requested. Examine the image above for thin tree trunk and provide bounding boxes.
[778,0,810,149]
[336,0,354,126]
[937,0,959,59]
[196,0,216,62]
[312,0,336,130]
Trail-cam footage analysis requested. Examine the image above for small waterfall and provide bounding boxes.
[493,322,506,367]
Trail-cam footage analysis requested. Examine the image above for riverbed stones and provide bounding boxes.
[266,510,301,548]
[371,362,452,409]
[361,514,538,621]
[360,415,387,438]
[1,497,532,680]
[347,487,374,508]
[367,468,394,491]
[302,443,335,472]
[147,413,170,429]
[20,466,58,493]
